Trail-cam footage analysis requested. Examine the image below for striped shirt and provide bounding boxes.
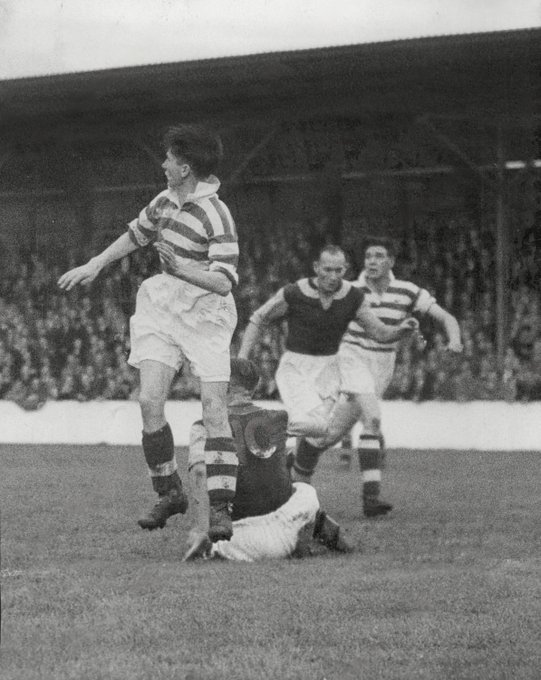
[128,176,239,285]
[342,271,435,353]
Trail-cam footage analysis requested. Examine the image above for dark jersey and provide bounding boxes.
[283,278,364,356]
[229,404,293,521]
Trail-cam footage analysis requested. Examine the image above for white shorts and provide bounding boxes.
[128,273,237,382]
[338,343,396,398]
[211,482,320,562]
[275,351,340,422]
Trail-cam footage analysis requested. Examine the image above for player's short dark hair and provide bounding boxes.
[163,124,223,178]
[362,236,397,259]
[316,244,346,261]
[230,358,260,393]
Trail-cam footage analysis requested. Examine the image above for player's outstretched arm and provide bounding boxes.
[427,304,463,353]
[57,232,137,291]
[356,301,419,342]
[237,321,260,359]
[237,290,289,359]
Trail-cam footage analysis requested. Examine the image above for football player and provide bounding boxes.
[294,236,463,516]
[58,124,239,541]
[184,358,352,561]
[238,244,418,516]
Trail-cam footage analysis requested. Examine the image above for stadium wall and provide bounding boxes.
[1,400,539,451]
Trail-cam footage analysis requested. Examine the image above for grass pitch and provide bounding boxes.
[1,444,540,680]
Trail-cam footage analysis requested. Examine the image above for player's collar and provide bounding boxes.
[188,175,220,201]
[358,270,395,290]
[165,175,220,206]
[300,278,351,300]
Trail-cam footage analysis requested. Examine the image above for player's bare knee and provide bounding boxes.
[321,428,342,448]
[201,395,228,433]
[138,393,165,422]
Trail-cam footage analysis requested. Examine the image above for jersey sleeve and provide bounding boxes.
[282,283,298,305]
[128,192,167,247]
[205,200,239,286]
[208,236,239,286]
[413,287,437,315]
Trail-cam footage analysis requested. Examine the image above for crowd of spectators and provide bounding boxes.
[0,214,539,410]
[376,217,540,402]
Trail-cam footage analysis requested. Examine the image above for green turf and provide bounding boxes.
[1,444,540,680]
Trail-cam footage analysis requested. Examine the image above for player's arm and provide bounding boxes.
[237,289,289,359]
[57,232,138,291]
[154,241,232,296]
[355,299,419,342]
[426,303,463,353]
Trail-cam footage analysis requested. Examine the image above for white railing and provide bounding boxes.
[0,400,539,450]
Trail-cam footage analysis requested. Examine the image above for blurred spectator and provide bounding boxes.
[515,337,541,401]
[0,213,539,404]
[253,348,280,400]
[169,364,201,400]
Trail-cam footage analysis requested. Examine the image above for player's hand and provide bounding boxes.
[57,260,101,290]
[154,241,181,276]
[412,330,428,351]
[398,317,420,334]
[446,340,463,354]
[183,528,212,562]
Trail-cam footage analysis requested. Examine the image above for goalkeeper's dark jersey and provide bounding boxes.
[229,403,293,521]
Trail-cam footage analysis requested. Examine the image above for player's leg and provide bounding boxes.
[289,398,334,483]
[209,482,320,562]
[200,380,238,542]
[352,392,392,518]
[179,293,238,542]
[338,345,393,517]
[137,359,188,529]
[276,353,325,428]
[278,354,338,483]
[312,509,354,553]
[290,438,325,483]
[290,394,360,482]
[183,434,212,561]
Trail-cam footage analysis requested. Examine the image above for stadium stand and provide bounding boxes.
[0,212,538,409]
[0,31,539,409]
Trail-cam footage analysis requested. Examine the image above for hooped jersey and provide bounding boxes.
[228,404,292,521]
[342,271,436,353]
[128,177,239,286]
[282,279,364,356]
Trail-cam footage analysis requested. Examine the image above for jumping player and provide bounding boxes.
[58,124,239,541]
[184,358,352,562]
[238,245,418,516]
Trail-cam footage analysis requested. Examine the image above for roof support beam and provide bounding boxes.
[223,127,279,189]
[415,114,485,182]
[133,136,163,169]
[494,126,509,374]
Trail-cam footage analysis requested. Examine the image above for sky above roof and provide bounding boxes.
[1,0,540,80]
